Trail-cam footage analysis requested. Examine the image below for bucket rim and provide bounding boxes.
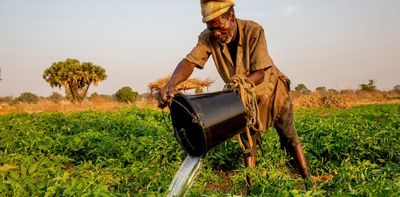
[172,92,207,156]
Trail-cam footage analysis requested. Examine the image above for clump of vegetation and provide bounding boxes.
[359,79,377,92]
[48,92,64,103]
[315,86,327,93]
[114,87,138,103]
[393,85,400,93]
[15,92,39,104]
[0,96,13,104]
[294,83,311,94]
[89,92,113,102]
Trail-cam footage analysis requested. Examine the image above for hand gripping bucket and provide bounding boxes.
[170,91,247,157]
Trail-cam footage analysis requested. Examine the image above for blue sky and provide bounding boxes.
[0,0,399,96]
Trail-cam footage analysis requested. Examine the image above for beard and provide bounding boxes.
[216,32,233,45]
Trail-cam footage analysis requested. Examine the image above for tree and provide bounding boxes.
[0,96,13,104]
[315,86,327,93]
[393,85,400,93]
[0,68,2,81]
[114,87,139,103]
[16,92,39,104]
[359,79,377,92]
[294,83,310,94]
[48,92,64,103]
[43,58,107,103]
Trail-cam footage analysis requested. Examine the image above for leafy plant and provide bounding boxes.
[0,104,399,196]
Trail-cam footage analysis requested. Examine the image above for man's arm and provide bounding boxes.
[159,59,197,106]
[247,69,265,86]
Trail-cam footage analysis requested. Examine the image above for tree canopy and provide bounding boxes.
[359,79,377,92]
[294,83,310,94]
[393,85,400,93]
[43,58,107,103]
[114,87,139,103]
[16,92,39,104]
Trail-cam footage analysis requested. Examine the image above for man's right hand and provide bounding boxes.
[157,59,196,109]
[157,84,175,109]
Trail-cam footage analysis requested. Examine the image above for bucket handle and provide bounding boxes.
[170,98,204,127]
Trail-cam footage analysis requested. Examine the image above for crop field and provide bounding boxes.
[0,104,399,196]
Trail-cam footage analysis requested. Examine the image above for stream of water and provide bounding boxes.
[166,155,203,197]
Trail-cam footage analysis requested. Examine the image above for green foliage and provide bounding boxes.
[43,58,107,103]
[0,105,399,196]
[48,92,64,103]
[359,79,377,92]
[16,92,39,104]
[114,87,138,103]
[295,83,311,94]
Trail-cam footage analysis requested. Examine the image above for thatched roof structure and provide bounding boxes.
[148,76,214,94]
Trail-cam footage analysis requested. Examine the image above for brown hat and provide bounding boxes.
[201,0,235,23]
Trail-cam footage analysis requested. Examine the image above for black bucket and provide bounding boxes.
[170,91,247,157]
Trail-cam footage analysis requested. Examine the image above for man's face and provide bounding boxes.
[206,12,235,44]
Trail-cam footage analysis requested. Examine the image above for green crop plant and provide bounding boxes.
[0,104,399,196]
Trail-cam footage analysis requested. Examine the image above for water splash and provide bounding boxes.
[167,155,203,197]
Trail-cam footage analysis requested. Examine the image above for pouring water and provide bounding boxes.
[166,155,202,197]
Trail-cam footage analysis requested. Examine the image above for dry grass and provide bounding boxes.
[148,76,214,94]
[1,91,399,115]
[0,100,126,115]
[292,90,400,108]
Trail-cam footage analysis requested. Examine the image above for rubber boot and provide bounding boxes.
[292,143,310,179]
[243,153,256,194]
[291,143,314,189]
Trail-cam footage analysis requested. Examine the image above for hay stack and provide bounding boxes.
[148,76,214,95]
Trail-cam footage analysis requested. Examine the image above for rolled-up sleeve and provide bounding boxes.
[185,31,211,69]
[250,27,273,72]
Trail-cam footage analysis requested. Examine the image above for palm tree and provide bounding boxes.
[43,58,107,103]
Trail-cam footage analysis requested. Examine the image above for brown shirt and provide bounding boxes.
[185,19,291,131]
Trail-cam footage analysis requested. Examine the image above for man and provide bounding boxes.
[159,0,311,187]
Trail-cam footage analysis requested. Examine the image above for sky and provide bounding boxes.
[0,0,399,97]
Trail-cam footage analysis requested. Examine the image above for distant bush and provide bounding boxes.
[294,83,310,94]
[16,92,39,104]
[0,96,13,104]
[393,85,400,93]
[315,86,327,93]
[89,92,113,102]
[359,79,377,92]
[48,92,64,103]
[114,87,138,103]
[328,88,338,94]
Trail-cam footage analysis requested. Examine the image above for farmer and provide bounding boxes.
[159,0,311,188]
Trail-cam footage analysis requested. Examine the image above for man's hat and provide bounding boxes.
[201,0,235,23]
